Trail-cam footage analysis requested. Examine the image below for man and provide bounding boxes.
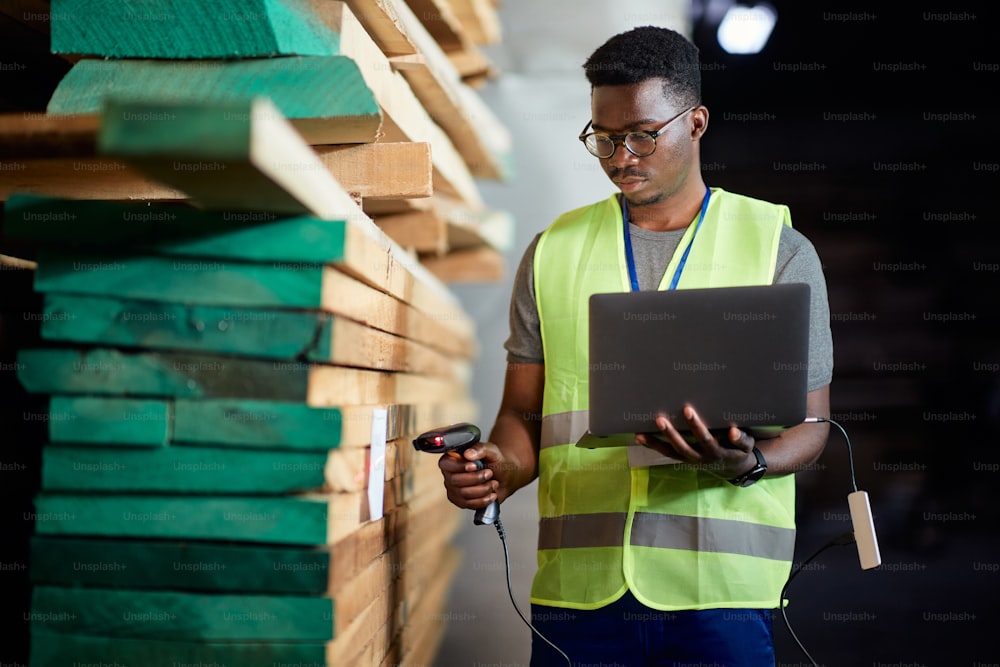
[439,25,833,666]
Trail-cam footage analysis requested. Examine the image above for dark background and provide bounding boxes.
[3,1,999,666]
[690,2,999,664]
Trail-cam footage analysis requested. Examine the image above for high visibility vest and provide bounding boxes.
[532,187,796,611]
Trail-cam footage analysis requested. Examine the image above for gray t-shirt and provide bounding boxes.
[504,221,834,392]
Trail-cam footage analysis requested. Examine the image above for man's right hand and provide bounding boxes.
[438,442,503,511]
[439,361,543,512]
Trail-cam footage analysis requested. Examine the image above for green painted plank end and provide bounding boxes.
[33,494,336,545]
[41,445,328,494]
[29,632,328,667]
[173,399,343,449]
[40,294,334,363]
[18,347,314,402]
[47,395,170,446]
[32,248,325,309]
[50,0,342,59]
[30,535,334,594]
[47,57,380,122]
[30,585,334,640]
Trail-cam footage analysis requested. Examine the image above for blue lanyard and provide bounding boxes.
[622,187,712,292]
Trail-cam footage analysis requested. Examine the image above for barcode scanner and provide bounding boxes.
[412,422,573,665]
[412,422,500,526]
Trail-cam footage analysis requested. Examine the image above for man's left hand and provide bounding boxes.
[634,404,758,479]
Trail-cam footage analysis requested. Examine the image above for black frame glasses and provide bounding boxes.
[578,106,697,159]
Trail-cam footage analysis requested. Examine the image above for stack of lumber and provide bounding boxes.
[0,0,513,665]
[0,0,514,282]
[9,95,479,667]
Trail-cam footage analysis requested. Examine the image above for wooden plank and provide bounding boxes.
[448,47,497,85]
[449,0,502,45]
[172,399,405,450]
[32,491,373,545]
[27,503,431,595]
[394,615,446,667]
[362,194,433,216]
[0,157,190,202]
[376,198,514,255]
[37,293,462,377]
[375,209,447,254]
[47,396,170,446]
[401,0,494,82]
[50,0,343,58]
[403,0,467,53]
[314,141,432,200]
[327,539,403,638]
[0,143,432,202]
[327,591,393,666]
[97,97,379,220]
[6,193,474,342]
[37,397,432,452]
[0,253,36,270]
[46,57,384,146]
[341,0,418,57]
[38,293,341,360]
[29,535,340,594]
[327,539,425,665]
[176,399,476,450]
[436,194,515,252]
[0,112,99,159]
[315,1,484,208]
[41,394,473,453]
[30,585,335,640]
[28,245,371,314]
[420,245,505,283]
[39,436,419,495]
[391,0,512,180]
[28,632,329,667]
[326,516,460,665]
[47,55,478,208]
[402,249,477,340]
[31,507,458,667]
[378,543,461,667]
[28,246,475,353]
[5,195,404,299]
[17,348,464,406]
[54,0,408,77]
[453,79,515,175]
[40,445,331,494]
[409,447,459,507]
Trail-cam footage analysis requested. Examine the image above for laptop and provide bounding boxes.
[584,283,810,443]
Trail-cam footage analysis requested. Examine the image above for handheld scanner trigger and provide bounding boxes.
[412,423,482,454]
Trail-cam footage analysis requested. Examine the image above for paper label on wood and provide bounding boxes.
[367,408,388,520]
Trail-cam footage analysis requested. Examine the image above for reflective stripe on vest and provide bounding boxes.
[532,187,796,611]
[541,411,588,449]
[538,512,795,560]
[542,410,635,449]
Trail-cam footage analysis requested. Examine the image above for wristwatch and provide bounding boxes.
[728,447,767,487]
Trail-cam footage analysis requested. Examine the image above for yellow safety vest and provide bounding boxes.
[532,187,795,611]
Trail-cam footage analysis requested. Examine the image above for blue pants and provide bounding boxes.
[529,590,775,667]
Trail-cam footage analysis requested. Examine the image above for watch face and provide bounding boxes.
[741,466,767,486]
[731,448,767,486]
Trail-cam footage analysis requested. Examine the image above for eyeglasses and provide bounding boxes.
[578,106,697,159]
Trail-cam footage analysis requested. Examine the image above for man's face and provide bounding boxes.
[590,78,696,208]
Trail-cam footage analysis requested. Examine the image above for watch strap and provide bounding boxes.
[728,446,766,487]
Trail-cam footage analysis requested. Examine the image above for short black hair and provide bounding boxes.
[583,26,701,105]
